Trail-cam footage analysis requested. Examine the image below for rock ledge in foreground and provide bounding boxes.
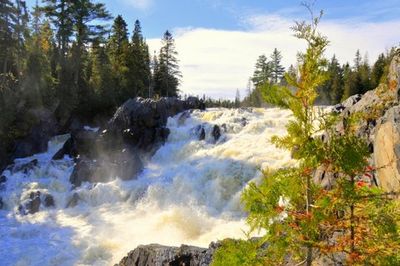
[117,242,220,266]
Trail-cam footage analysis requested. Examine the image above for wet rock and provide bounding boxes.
[69,159,97,188]
[0,196,3,209]
[67,193,80,208]
[53,129,98,160]
[69,147,143,187]
[118,242,219,266]
[52,137,75,160]
[178,111,191,126]
[0,175,6,184]
[212,125,221,142]
[44,194,55,207]
[26,191,41,214]
[192,125,206,141]
[199,127,206,141]
[241,117,248,127]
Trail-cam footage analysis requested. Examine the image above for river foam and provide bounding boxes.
[0,107,293,265]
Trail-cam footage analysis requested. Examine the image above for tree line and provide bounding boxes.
[0,0,181,157]
[242,47,397,107]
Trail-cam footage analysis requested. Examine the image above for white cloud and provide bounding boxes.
[149,14,400,100]
[120,0,153,11]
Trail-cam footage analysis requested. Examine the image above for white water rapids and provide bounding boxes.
[0,108,294,266]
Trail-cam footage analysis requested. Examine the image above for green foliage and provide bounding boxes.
[211,239,261,266]
[153,30,181,97]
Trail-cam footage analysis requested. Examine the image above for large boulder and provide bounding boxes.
[52,129,98,160]
[69,147,143,187]
[117,242,219,266]
[374,106,400,192]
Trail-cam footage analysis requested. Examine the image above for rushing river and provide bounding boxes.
[0,108,294,265]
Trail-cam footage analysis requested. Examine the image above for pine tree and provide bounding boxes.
[22,19,55,109]
[354,49,362,71]
[88,40,114,112]
[342,62,359,100]
[251,54,271,87]
[154,30,181,97]
[371,53,386,89]
[358,53,372,93]
[234,89,240,107]
[318,54,343,104]
[270,48,285,84]
[42,0,74,59]
[108,15,130,103]
[128,19,151,97]
[0,0,18,75]
[42,0,77,123]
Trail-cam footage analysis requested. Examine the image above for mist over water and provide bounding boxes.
[0,108,294,266]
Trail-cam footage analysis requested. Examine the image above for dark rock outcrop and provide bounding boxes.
[212,125,221,142]
[54,97,204,188]
[117,242,220,266]
[18,191,56,214]
[44,194,55,207]
[25,191,41,215]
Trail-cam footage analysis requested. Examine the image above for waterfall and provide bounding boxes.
[0,107,294,266]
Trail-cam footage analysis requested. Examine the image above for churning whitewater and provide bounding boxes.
[0,108,294,266]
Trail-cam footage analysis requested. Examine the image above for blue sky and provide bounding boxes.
[26,0,400,99]
[27,0,400,38]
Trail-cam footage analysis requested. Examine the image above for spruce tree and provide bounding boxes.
[108,15,130,103]
[371,53,386,89]
[88,40,114,112]
[0,0,18,75]
[154,30,181,97]
[129,19,151,97]
[251,54,271,87]
[270,48,285,84]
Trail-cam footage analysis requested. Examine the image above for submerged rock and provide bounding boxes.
[66,193,80,208]
[11,159,39,174]
[212,125,221,142]
[26,191,41,214]
[44,194,55,207]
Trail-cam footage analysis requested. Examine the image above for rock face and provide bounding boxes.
[314,50,400,194]
[117,242,220,266]
[374,106,400,192]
